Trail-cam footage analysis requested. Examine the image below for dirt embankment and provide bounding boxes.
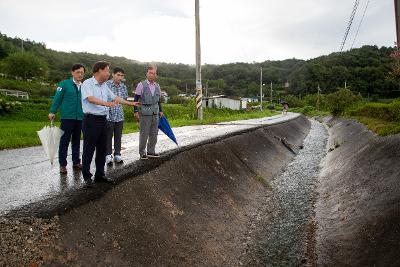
[38,116,310,266]
[315,117,400,266]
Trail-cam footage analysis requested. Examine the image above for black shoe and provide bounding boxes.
[83,178,93,188]
[60,166,67,174]
[147,153,160,158]
[140,154,148,160]
[73,163,82,169]
[94,175,115,184]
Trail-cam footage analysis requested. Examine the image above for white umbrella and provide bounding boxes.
[37,121,64,165]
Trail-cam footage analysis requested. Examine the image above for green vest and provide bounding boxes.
[139,81,161,116]
[49,78,84,120]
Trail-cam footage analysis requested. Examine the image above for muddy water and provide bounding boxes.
[244,119,328,266]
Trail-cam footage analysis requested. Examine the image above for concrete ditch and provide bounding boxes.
[1,114,399,266]
[315,117,400,266]
[45,115,311,266]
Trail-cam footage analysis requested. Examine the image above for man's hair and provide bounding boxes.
[113,67,125,74]
[71,63,86,72]
[93,61,110,73]
[147,65,157,72]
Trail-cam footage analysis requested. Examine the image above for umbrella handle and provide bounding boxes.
[50,120,53,128]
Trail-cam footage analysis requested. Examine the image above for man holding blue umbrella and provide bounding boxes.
[133,66,164,160]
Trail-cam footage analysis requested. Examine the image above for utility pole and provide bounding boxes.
[317,84,321,111]
[392,1,400,92]
[260,67,263,110]
[394,1,400,65]
[395,0,400,49]
[21,39,24,52]
[195,0,203,120]
[270,81,273,104]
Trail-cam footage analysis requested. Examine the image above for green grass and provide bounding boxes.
[347,100,400,136]
[290,106,330,117]
[291,100,400,136]
[0,78,55,97]
[0,100,279,149]
[351,116,400,136]
[348,100,400,122]
[0,121,61,149]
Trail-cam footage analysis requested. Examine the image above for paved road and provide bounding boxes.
[0,113,299,215]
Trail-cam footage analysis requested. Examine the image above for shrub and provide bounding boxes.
[0,78,54,97]
[303,93,328,111]
[283,95,305,108]
[0,95,22,115]
[3,52,48,79]
[168,96,190,105]
[349,99,400,121]
[325,88,362,115]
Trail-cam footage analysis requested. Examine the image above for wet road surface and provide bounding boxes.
[0,113,299,215]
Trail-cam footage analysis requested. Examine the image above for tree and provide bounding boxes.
[246,81,259,97]
[162,84,181,96]
[284,95,305,108]
[3,52,48,79]
[325,88,362,115]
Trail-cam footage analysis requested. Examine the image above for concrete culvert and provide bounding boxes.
[2,115,399,266]
[35,116,311,266]
[315,117,400,267]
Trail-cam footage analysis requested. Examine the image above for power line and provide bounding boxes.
[340,0,360,51]
[351,0,370,49]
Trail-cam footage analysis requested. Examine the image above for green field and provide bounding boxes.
[347,100,400,136]
[291,104,400,137]
[4,92,398,150]
[0,98,279,150]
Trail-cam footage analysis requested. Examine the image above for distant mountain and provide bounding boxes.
[0,32,398,98]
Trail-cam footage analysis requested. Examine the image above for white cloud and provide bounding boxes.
[0,0,396,64]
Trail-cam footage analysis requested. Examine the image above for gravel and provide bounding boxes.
[0,216,62,267]
[242,119,328,266]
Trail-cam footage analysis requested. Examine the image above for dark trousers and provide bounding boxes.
[82,114,107,180]
[59,119,82,166]
[106,121,124,156]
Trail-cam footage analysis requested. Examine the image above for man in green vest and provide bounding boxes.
[133,65,164,160]
[48,63,85,174]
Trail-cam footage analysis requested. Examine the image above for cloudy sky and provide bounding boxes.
[0,0,395,64]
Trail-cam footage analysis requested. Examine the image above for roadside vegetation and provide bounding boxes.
[1,32,400,148]
[1,88,399,150]
[0,95,278,150]
[287,88,400,136]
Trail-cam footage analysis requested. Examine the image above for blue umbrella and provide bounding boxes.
[158,116,178,145]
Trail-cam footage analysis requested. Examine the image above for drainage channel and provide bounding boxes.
[243,119,328,266]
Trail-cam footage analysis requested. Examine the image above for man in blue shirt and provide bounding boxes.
[106,67,128,164]
[81,61,138,186]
